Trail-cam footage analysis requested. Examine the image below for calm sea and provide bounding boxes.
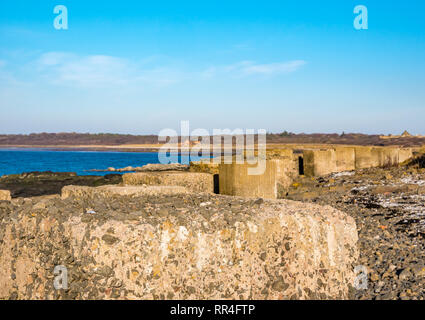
[0,149,170,177]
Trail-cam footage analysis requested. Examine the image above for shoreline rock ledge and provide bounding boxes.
[0,187,358,299]
[0,190,11,201]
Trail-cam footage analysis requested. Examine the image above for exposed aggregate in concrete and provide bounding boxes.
[0,190,357,300]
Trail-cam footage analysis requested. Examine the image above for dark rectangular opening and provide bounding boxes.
[213,174,220,194]
[298,156,304,175]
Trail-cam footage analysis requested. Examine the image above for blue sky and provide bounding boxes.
[0,0,424,135]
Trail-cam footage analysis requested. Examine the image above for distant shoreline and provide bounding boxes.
[0,145,162,153]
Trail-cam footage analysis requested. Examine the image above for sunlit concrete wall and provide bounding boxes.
[219,161,279,199]
[303,149,337,177]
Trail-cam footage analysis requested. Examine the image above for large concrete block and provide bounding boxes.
[335,147,355,172]
[379,147,399,166]
[0,190,11,201]
[371,147,399,167]
[354,147,375,169]
[267,149,298,178]
[61,185,188,200]
[0,193,358,300]
[355,147,406,169]
[303,151,315,176]
[219,161,279,199]
[123,172,214,193]
[303,150,337,177]
[275,158,296,195]
[399,148,413,164]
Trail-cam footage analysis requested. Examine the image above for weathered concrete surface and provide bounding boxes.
[399,148,413,164]
[0,190,11,201]
[373,147,399,167]
[61,185,188,200]
[0,192,358,300]
[335,147,355,172]
[219,161,278,199]
[303,150,337,177]
[354,147,375,169]
[266,149,298,195]
[123,172,214,193]
[355,147,407,169]
[268,149,298,177]
[275,159,296,195]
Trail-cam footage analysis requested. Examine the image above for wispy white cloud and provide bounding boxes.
[202,60,307,78]
[37,52,74,66]
[2,52,307,89]
[35,52,182,88]
[242,60,307,75]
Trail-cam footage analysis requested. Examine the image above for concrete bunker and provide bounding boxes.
[122,146,414,199]
[219,161,278,199]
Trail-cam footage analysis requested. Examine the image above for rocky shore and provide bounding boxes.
[286,161,425,299]
[0,171,122,198]
[1,156,424,300]
[87,163,189,173]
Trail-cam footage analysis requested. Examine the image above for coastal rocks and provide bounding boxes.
[0,171,122,198]
[89,163,190,173]
[0,190,11,201]
[0,192,358,300]
[123,172,214,194]
[285,165,425,300]
[138,163,189,172]
[61,185,188,200]
[408,153,425,169]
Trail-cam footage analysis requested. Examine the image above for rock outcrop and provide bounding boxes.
[123,172,214,194]
[89,163,189,173]
[0,190,11,201]
[0,171,122,198]
[138,163,189,172]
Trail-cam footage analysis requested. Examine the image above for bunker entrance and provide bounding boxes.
[298,156,304,175]
[213,174,220,194]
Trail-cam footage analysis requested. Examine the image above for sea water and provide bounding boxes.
[0,149,166,177]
